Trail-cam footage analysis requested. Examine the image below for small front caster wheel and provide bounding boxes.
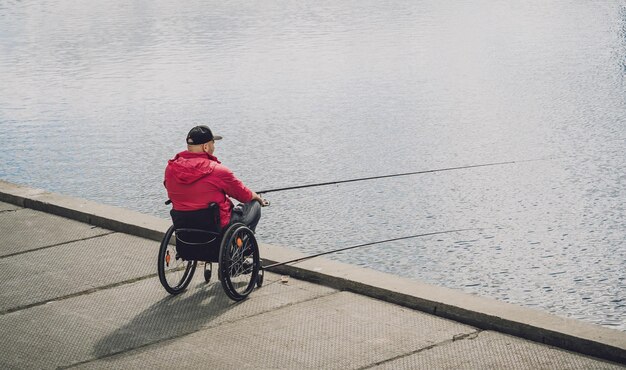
[204,262,212,283]
[256,269,264,287]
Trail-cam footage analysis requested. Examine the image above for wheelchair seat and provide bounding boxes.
[170,203,222,262]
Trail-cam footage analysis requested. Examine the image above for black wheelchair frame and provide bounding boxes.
[157,203,263,301]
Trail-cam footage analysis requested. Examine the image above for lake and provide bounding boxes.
[0,0,624,330]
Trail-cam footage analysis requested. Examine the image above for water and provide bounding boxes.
[1,1,624,330]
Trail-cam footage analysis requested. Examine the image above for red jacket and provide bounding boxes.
[164,151,253,228]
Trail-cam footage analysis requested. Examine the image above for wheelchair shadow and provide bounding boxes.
[92,281,234,360]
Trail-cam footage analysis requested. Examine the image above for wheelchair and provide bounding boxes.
[157,202,264,301]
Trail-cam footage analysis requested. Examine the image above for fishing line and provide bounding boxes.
[257,158,548,195]
[261,227,481,270]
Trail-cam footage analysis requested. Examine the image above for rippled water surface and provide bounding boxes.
[1,1,624,330]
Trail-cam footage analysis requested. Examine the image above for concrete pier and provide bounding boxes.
[0,180,624,369]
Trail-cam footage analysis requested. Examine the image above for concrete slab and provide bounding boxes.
[0,208,112,257]
[373,330,624,369]
[0,180,171,242]
[0,232,158,313]
[267,246,626,363]
[1,181,625,364]
[0,273,336,369]
[72,292,477,369]
[0,201,20,212]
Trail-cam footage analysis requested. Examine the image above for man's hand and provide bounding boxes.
[252,192,270,207]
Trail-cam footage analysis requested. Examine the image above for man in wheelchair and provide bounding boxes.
[164,125,266,232]
[161,126,267,300]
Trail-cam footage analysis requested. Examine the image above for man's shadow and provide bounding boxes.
[92,279,234,360]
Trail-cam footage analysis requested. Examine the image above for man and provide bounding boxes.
[164,125,265,231]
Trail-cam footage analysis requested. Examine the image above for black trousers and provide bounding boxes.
[229,201,261,232]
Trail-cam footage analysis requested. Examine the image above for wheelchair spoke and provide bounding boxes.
[164,245,186,285]
[227,241,250,278]
[158,226,196,295]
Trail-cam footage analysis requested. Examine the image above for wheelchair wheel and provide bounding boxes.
[219,224,260,301]
[158,225,197,295]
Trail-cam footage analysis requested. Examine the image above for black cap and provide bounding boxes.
[186,125,223,145]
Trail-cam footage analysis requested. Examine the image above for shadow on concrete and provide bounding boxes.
[92,281,233,361]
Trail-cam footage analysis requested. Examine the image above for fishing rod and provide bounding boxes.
[261,227,481,270]
[257,158,545,195]
[257,158,553,268]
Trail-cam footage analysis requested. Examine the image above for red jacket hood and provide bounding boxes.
[166,151,221,184]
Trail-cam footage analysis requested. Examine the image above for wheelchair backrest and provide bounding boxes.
[170,203,221,233]
[170,203,221,262]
